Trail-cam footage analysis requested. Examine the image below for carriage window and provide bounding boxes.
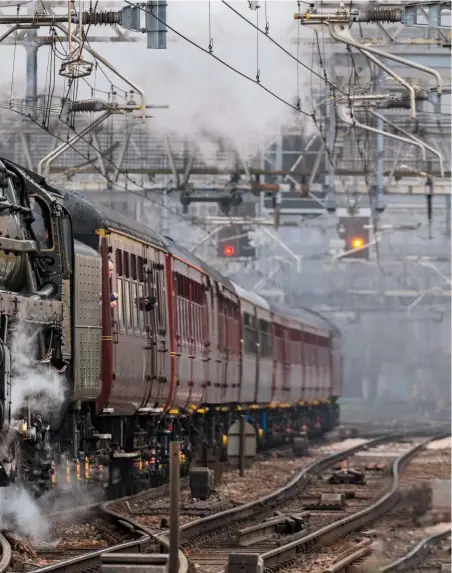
[243,312,257,354]
[137,256,144,282]
[29,195,52,250]
[130,254,137,280]
[155,268,164,327]
[136,283,145,332]
[124,281,132,331]
[259,319,272,358]
[117,279,124,331]
[123,252,130,279]
[115,249,123,276]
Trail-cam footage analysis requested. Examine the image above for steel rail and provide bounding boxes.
[0,533,11,573]
[257,433,450,571]
[102,434,394,573]
[30,426,447,573]
[35,478,193,573]
[380,529,451,572]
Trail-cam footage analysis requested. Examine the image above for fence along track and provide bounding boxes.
[0,533,11,573]
[28,427,448,573]
[380,529,451,572]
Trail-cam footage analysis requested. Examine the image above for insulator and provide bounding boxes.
[358,8,402,23]
[65,100,112,113]
[81,11,121,25]
[377,99,412,110]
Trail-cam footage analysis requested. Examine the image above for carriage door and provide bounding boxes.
[153,250,169,403]
[139,245,156,410]
[282,324,290,400]
[202,276,212,403]
[142,246,167,409]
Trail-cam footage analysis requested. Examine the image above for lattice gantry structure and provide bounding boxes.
[0,0,169,168]
[288,1,451,207]
[1,2,449,195]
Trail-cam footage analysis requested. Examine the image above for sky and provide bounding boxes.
[0,1,321,155]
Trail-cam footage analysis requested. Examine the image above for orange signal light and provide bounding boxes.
[351,237,364,249]
[223,245,235,257]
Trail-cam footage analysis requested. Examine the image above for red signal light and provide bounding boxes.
[223,245,235,257]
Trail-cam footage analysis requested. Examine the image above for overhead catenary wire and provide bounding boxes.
[222,0,347,97]
[124,0,310,117]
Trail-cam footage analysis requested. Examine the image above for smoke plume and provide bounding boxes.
[0,486,49,541]
[10,322,66,418]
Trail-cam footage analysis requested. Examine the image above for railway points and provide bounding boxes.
[0,427,441,573]
[181,434,447,573]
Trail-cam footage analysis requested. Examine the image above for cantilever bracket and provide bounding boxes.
[328,24,418,119]
[54,23,147,123]
[327,23,442,98]
[336,103,428,164]
[297,15,443,105]
[37,111,111,177]
[369,110,445,178]
[351,41,418,119]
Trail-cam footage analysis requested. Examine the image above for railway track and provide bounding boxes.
[0,534,11,573]
[380,529,451,573]
[261,434,448,573]
[1,426,448,573]
[182,440,405,572]
[181,435,445,573]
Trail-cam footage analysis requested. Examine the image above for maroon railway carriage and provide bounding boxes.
[61,191,341,455]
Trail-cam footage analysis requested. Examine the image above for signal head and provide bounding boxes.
[223,245,235,257]
[351,237,364,249]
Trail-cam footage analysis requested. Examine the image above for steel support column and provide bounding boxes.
[326,93,336,210]
[445,194,451,237]
[376,116,384,207]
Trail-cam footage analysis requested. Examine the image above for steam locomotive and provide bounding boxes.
[0,156,341,493]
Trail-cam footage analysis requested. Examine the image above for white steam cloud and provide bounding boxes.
[0,486,49,541]
[10,322,66,417]
[0,322,104,543]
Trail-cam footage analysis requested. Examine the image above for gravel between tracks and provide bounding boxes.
[246,437,444,573]
[128,439,368,529]
[361,439,451,571]
[284,437,451,573]
[184,439,408,573]
[9,517,135,571]
[9,439,366,571]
